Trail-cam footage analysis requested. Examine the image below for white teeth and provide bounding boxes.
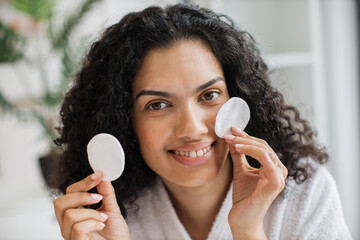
[173,145,211,158]
[189,151,196,157]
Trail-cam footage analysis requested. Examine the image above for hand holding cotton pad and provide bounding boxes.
[215,97,250,137]
[87,133,125,181]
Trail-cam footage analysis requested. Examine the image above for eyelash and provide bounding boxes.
[199,90,220,101]
[145,90,221,111]
[146,101,171,111]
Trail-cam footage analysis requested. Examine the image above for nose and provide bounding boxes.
[175,103,208,139]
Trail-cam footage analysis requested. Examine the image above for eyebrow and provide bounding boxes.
[193,76,224,94]
[135,76,224,99]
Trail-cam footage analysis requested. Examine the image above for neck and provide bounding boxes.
[161,158,232,240]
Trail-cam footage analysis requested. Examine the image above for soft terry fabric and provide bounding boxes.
[126,163,352,240]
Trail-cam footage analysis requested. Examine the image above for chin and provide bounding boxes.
[171,170,219,188]
[162,157,230,189]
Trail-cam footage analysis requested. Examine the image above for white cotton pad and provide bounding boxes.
[87,133,125,181]
[215,97,250,138]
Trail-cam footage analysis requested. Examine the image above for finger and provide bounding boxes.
[96,181,121,213]
[230,127,274,151]
[228,132,279,167]
[224,134,269,169]
[66,172,103,194]
[239,132,272,150]
[54,192,103,227]
[259,152,286,199]
[62,209,108,239]
[228,127,273,154]
[224,134,241,157]
[240,155,253,169]
[224,134,268,163]
[224,134,268,151]
[230,125,249,137]
[230,129,288,188]
[230,125,243,136]
[236,145,285,195]
[267,151,288,175]
[70,220,105,240]
[234,145,279,182]
[235,144,276,169]
[282,164,289,179]
[268,151,288,180]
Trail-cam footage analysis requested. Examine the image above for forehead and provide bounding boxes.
[132,40,224,94]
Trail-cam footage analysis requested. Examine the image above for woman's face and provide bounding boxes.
[132,40,230,187]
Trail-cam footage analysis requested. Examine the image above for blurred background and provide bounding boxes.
[0,0,359,239]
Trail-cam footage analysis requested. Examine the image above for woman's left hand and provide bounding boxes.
[225,126,288,240]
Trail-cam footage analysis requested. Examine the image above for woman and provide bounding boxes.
[53,3,351,240]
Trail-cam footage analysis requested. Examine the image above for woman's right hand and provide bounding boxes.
[53,171,130,240]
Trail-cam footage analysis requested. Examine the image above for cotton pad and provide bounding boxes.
[215,97,250,138]
[87,133,125,181]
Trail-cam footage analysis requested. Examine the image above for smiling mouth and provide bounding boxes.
[169,142,215,158]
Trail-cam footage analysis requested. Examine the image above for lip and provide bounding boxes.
[169,141,214,152]
[169,142,216,167]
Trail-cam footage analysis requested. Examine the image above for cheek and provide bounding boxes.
[205,105,222,129]
[134,118,175,176]
[134,118,168,158]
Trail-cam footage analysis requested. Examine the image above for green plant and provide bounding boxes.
[0,21,25,62]
[0,0,101,144]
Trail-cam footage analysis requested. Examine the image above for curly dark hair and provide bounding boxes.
[53,3,328,217]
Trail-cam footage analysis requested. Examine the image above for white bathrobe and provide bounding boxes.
[126,161,352,240]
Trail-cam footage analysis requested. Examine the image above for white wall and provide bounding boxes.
[323,0,360,238]
[0,0,358,238]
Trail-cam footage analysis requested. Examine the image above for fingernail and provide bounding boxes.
[91,193,103,201]
[231,126,242,134]
[235,144,244,148]
[264,152,275,167]
[100,212,108,220]
[223,134,235,140]
[91,171,102,180]
[99,222,105,227]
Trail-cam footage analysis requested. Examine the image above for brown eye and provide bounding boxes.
[200,91,219,101]
[147,102,169,111]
